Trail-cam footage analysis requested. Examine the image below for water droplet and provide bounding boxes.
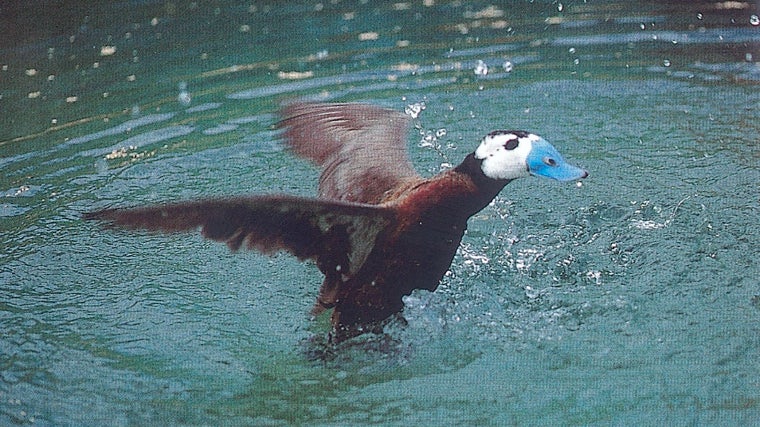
[751,15,760,26]
[557,3,563,12]
[746,53,753,62]
[503,60,513,72]
[435,128,447,138]
[404,101,425,118]
[696,13,703,20]
[568,47,576,54]
[177,81,191,106]
[358,31,379,41]
[474,59,488,76]
[99,45,116,56]
[663,59,671,67]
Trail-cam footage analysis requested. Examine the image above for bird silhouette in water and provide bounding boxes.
[85,102,588,342]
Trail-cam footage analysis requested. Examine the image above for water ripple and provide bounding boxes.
[78,125,195,158]
[59,113,177,149]
[552,28,760,46]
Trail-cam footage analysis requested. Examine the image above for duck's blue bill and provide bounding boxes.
[527,138,588,182]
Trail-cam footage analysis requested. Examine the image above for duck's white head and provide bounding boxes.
[474,130,588,181]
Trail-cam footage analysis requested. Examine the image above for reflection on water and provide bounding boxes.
[1,1,759,425]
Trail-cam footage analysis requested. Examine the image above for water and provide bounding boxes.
[2,1,759,425]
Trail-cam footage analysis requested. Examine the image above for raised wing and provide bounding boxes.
[279,102,420,204]
[84,195,394,277]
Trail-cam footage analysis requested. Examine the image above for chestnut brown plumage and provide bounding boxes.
[85,102,587,341]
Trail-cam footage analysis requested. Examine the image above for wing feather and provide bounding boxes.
[84,195,394,277]
[279,102,420,204]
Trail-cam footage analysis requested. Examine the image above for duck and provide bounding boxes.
[85,102,588,342]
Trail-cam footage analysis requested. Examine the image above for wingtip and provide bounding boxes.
[82,208,114,221]
[82,208,126,231]
[277,99,323,124]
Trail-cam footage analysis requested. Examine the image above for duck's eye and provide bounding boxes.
[543,157,557,166]
[504,138,519,150]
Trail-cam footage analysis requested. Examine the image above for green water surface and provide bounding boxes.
[2,1,759,425]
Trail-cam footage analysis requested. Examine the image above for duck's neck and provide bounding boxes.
[450,153,512,216]
[400,154,511,225]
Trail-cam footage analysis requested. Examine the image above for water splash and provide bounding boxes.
[629,196,690,230]
[404,101,426,118]
[416,124,452,169]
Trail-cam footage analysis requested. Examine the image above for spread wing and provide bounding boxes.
[84,195,394,278]
[279,102,420,204]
